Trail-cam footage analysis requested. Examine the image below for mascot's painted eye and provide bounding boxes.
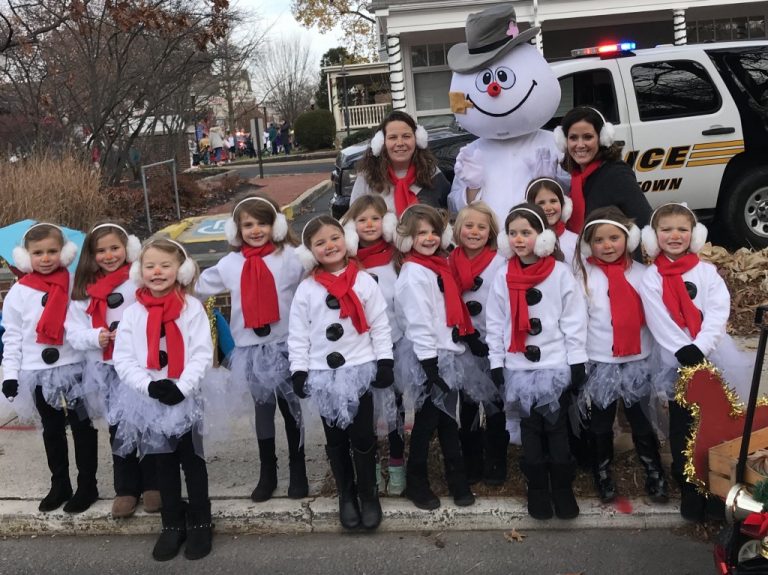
[495,66,516,89]
[475,69,494,91]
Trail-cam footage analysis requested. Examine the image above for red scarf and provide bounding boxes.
[587,256,644,356]
[241,244,280,329]
[135,287,185,378]
[406,252,475,336]
[566,160,602,233]
[449,246,496,293]
[388,165,418,216]
[654,253,702,339]
[553,221,566,237]
[19,268,70,345]
[86,264,130,360]
[356,240,394,269]
[314,261,369,334]
[505,256,555,352]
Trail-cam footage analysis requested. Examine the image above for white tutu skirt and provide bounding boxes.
[13,364,87,424]
[307,361,377,430]
[583,357,654,411]
[81,361,123,425]
[458,353,502,415]
[199,366,255,447]
[373,386,398,438]
[503,367,570,421]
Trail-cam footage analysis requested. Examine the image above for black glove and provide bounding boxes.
[569,363,586,394]
[491,368,505,390]
[292,371,308,399]
[675,344,705,368]
[2,379,19,399]
[372,359,394,389]
[463,331,489,358]
[420,357,450,394]
[148,379,173,400]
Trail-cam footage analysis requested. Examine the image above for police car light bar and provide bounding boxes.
[571,42,636,57]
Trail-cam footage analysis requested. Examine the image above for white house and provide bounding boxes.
[372,0,768,126]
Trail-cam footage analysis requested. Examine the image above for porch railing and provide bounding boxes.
[344,102,391,129]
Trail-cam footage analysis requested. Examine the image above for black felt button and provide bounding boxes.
[253,325,271,337]
[41,293,48,307]
[158,350,168,368]
[160,324,166,338]
[326,352,346,369]
[524,345,541,362]
[528,317,542,336]
[471,276,483,291]
[41,347,60,364]
[369,273,379,283]
[525,288,542,306]
[109,321,120,332]
[326,294,340,310]
[685,281,697,300]
[106,292,124,309]
[437,276,444,293]
[326,323,344,341]
[466,301,482,316]
[452,326,460,343]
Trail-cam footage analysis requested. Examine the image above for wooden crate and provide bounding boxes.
[709,427,768,499]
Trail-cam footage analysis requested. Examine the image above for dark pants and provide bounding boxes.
[520,392,571,466]
[254,395,302,441]
[387,392,406,460]
[322,392,375,451]
[34,385,98,490]
[155,430,209,514]
[668,400,693,482]
[109,425,158,497]
[408,394,462,466]
[591,400,654,437]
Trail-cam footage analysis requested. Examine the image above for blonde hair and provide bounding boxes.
[140,238,197,295]
[452,202,498,251]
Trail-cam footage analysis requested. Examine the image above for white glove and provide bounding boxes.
[523,147,561,179]
[454,146,485,190]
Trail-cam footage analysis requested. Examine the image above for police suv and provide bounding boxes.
[548,40,768,248]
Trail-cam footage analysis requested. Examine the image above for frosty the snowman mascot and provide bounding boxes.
[447,4,562,222]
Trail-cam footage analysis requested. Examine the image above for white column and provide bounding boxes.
[673,9,687,45]
[387,35,407,111]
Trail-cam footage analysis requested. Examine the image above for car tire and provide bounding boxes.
[723,167,768,249]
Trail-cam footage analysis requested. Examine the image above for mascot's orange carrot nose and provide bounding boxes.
[487,82,502,97]
[449,91,474,114]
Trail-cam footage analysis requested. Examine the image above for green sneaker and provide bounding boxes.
[387,465,406,496]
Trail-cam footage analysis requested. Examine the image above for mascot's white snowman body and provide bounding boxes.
[447,4,563,223]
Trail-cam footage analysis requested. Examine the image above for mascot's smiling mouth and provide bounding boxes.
[466,80,537,118]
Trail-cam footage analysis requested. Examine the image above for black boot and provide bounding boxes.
[483,413,509,486]
[64,423,99,513]
[325,444,361,529]
[550,462,580,520]
[592,433,616,503]
[353,445,382,529]
[285,419,308,499]
[679,480,706,522]
[39,426,73,512]
[633,434,669,503]
[153,506,187,561]
[520,459,552,520]
[405,461,440,510]
[184,501,213,560]
[445,458,475,506]
[459,427,484,485]
[251,438,278,502]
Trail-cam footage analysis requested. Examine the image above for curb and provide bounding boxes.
[282,180,332,221]
[0,497,687,536]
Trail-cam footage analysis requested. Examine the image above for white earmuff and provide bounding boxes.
[125,234,142,263]
[561,195,573,223]
[129,259,143,286]
[627,223,641,253]
[394,228,414,254]
[690,222,708,254]
[496,231,512,259]
[641,225,660,259]
[224,217,240,247]
[294,244,318,271]
[534,229,557,257]
[343,220,359,256]
[177,256,197,286]
[553,126,567,154]
[370,130,385,157]
[227,197,288,247]
[441,222,454,250]
[59,240,78,267]
[415,125,429,149]
[382,212,398,243]
[12,245,32,273]
[12,223,80,273]
[579,238,593,259]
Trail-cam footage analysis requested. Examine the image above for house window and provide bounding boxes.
[686,15,766,42]
[411,42,455,122]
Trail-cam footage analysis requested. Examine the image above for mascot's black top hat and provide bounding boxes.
[447,4,539,73]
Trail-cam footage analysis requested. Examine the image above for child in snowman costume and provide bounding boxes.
[447,4,564,226]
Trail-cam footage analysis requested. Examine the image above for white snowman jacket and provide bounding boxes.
[362,260,404,344]
[457,252,507,343]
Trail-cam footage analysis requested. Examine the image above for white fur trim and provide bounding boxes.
[553,126,567,154]
[600,121,616,147]
[690,223,708,254]
[394,231,413,254]
[370,130,385,157]
[129,260,143,287]
[59,240,78,267]
[12,245,31,273]
[534,229,556,257]
[224,217,241,247]
[177,257,197,286]
[579,238,593,259]
[496,231,512,259]
[641,225,660,259]
[295,244,318,271]
[272,213,289,243]
[343,221,359,256]
[125,234,142,263]
[415,125,428,149]
[561,195,573,223]
[382,212,398,243]
[627,224,641,253]
[441,223,454,250]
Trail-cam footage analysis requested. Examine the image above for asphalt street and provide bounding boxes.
[0,529,713,575]
[232,159,335,178]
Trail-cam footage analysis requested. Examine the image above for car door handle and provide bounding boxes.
[701,126,735,136]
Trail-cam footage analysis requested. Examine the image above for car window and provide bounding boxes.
[545,68,619,129]
[631,59,721,121]
[718,48,768,107]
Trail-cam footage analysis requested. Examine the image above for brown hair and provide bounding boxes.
[23,224,65,248]
[301,215,349,273]
[340,194,388,227]
[575,206,634,289]
[232,192,298,251]
[356,111,437,193]
[452,201,498,251]
[140,238,197,296]
[394,204,449,271]
[526,177,566,207]
[649,203,696,230]
[558,107,622,172]
[72,223,130,300]
[504,202,564,262]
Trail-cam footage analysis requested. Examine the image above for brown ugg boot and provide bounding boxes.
[142,490,162,513]
[111,495,138,518]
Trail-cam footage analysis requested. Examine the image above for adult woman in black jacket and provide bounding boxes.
[555,107,652,232]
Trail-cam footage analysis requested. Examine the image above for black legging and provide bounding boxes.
[155,429,209,514]
[590,400,654,437]
[408,394,462,466]
[387,392,405,460]
[668,400,693,482]
[109,424,157,497]
[520,392,571,466]
[322,391,375,452]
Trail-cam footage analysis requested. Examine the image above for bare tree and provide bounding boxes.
[256,34,316,124]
